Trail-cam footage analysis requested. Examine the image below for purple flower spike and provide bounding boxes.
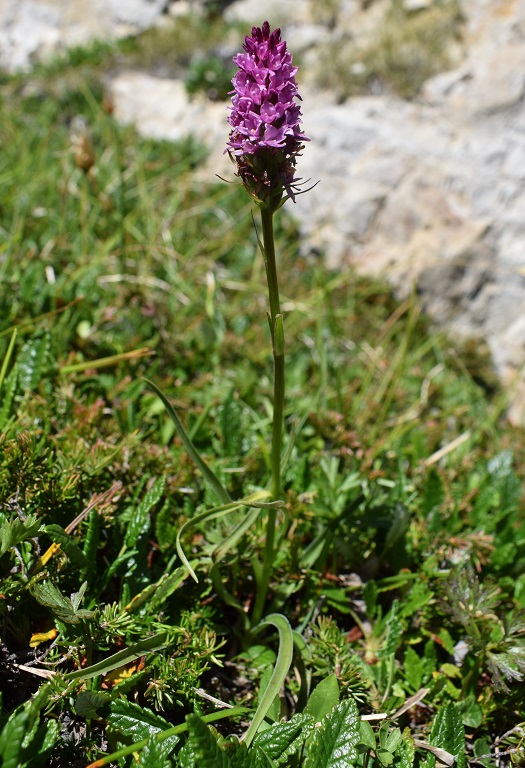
[226,21,309,209]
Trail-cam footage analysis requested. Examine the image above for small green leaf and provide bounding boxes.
[136,735,172,768]
[404,647,424,691]
[75,690,110,719]
[253,714,314,763]
[396,728,416,768]
[305,674,340,722]
[306,698,360,768]
[359,720,376,751]
[0,514,42,556]
[186,714,232,768]
[30,580,95,624]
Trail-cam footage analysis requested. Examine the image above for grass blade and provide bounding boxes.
[65,633,167,681]
[144,377,231,505]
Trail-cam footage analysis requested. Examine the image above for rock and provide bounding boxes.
[109,71,227,159]
[0,0,170,71]
[224,0,310,26]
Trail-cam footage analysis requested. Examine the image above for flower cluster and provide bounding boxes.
[226,21,308,209]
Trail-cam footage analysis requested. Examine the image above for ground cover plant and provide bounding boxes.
[1,12,525,768]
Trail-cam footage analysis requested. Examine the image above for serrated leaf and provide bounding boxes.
[306,698,360,768]
[404,647,424,691]
[178,738,196,768]
[0,514,42,556]
[305,674,340,722]
[253,713,314,763]
[108,699,179,753]
[137,735,172,768]
[429,703,466,768]
[379,601,404,658]
[30,580,95,624]
[228,740,273,768]
[186,714,232,768]
[125,476,165,548]
[395,728,416,768]
[75,690,110,719]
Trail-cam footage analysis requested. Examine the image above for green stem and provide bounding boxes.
[252,205,285,626]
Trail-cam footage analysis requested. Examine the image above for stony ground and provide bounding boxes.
[2,0,525,423]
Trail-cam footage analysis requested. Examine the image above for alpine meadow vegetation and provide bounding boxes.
[0,15,525,768]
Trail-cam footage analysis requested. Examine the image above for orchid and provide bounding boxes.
[227,20,308,209]
[226,22,309,623]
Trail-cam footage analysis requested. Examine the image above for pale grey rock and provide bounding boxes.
[107,0,168,27]
[0,0,170,71]
[224,0,310,26]
[109,71,227,150]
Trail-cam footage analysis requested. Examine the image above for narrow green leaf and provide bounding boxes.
[82,509,99,584]
[143,378,231,505]
[0,366,17,429]
[0,328,16,392]
[305,698,360,768]
[243,614,294,748]
[65,632,167,681]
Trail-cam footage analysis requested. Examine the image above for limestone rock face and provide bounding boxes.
[0,0,169,70]
[2,0,525,422]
